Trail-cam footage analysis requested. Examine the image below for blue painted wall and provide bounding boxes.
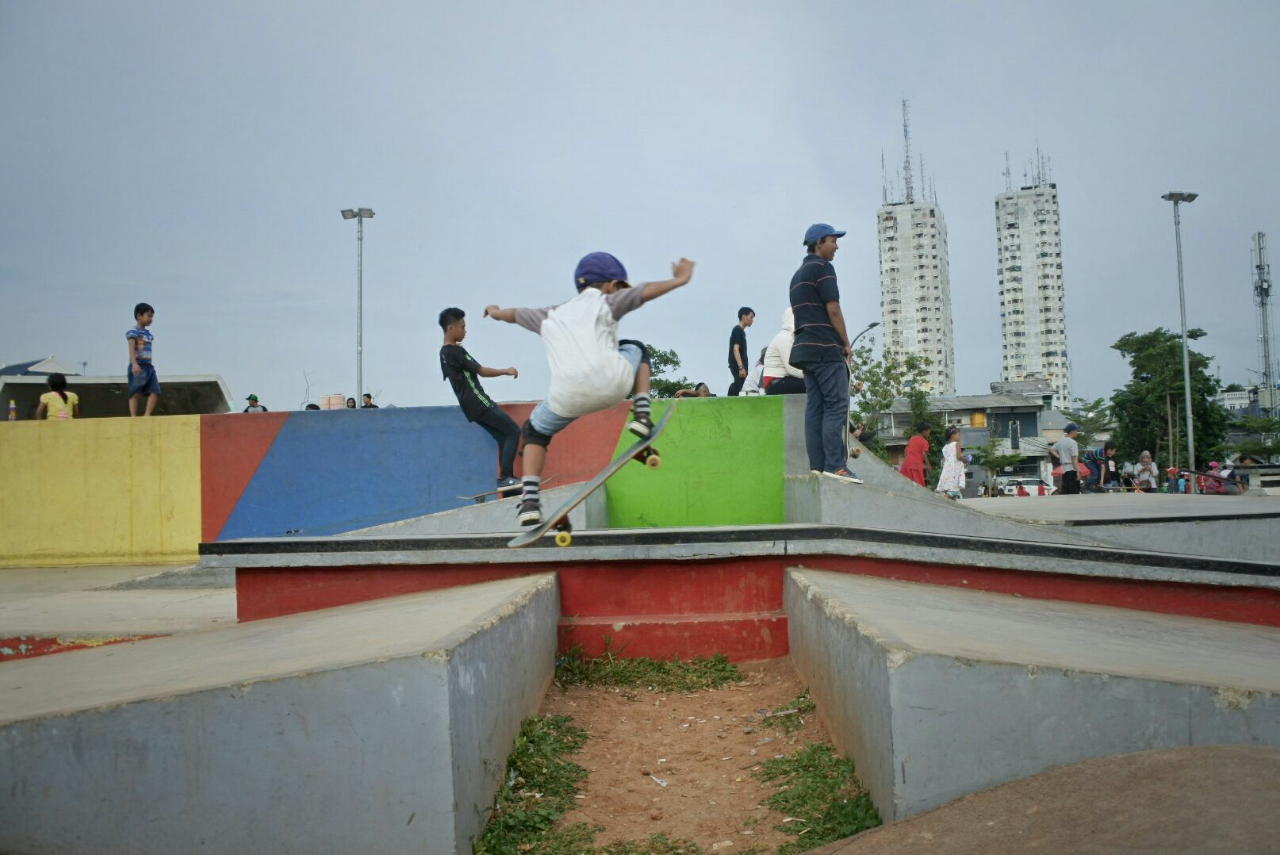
[218,407,498,539]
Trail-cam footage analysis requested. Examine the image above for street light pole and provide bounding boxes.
[341,208,375,403]
[1162,192,1198,488]
[850,321,880,349]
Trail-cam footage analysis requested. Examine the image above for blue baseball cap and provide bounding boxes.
[1065,422,1079,433]
[574,252,630,290]
[804,223,847,244]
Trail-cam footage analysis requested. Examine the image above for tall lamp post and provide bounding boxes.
[340,208,375,403]
[1162,191,1197,488]
[851,321,881,349]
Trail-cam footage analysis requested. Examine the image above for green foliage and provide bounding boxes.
[767,691,817,734]
[1232,414,1280,460]
[1109,328,1229,468]
[755,744,881,852]
[1061,397,1113,449]
[1223,382,1245,393]
[848,340,930,429]
[599,834,709,854]
[556,644,741,693]
[648,345,693,399]
[475,715,589,854]
[974,434,1024,492]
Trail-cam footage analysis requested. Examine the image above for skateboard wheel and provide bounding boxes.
[555,530,572,547]
[646,454,661,470]
[851,447,862,458]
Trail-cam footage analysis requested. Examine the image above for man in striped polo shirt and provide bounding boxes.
[788,223,861,483]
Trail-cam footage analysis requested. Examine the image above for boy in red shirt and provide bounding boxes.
[900,422,931,486]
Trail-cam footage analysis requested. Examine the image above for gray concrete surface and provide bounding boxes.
[0,574,559,855]
[344,481,606,536]
[816,746,1280,855]
[786,569,1280,822]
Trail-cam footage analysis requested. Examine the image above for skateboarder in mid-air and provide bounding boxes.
[485,251,695,526]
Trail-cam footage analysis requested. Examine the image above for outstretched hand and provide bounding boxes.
[671,257,695,285]
[506,367,519,379]
[483,305,501,319]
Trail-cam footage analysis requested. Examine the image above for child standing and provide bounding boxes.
[126,302,161,417]
[36,373,79,420]
[438,307,522,496]
[899,422,931,486]
[935,426,966,500]
[485,252,695,525]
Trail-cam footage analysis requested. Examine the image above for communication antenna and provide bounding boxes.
[902,99,914,204]
[1255,232,1275,413]
[881,150,888,204]
[1003,151,1012,192]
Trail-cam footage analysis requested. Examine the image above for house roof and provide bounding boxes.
[1039,409,1073,430]
[886,393,1044,414]
[0,357,78,376]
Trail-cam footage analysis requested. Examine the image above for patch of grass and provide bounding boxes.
[766,691,817,734]
[600,834,707,854]
[475,715,588,854]
[755,744,881,853]
[556,643,741,693]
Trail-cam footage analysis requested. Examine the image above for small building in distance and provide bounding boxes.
[0,357,232,419]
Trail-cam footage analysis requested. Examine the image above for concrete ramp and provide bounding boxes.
[0,574,559,855]
[785,568,1280,822]
[346,482,606,536]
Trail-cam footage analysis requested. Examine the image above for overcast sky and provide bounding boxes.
[3,1,1277,411]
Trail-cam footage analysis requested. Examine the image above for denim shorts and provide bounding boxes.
[529,343,644,437]
[128,362,161,396]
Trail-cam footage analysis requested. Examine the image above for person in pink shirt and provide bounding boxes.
[900,422,931,487]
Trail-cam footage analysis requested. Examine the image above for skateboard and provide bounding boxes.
[508,404,675,548]
[458,475,558,504]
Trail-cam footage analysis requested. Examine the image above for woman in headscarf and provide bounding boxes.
[1133,450,1159,492]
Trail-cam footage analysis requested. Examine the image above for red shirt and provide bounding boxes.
[903,435,929,469]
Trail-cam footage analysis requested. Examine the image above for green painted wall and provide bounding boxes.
[606,396,785,528]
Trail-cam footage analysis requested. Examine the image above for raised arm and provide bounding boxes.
[477,365,518,379]
[483,305,518,324]
[638,258,695,303]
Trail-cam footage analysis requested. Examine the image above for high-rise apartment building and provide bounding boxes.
[876,203,956,394]
[876,104,956,394]
[995,174,1071,408]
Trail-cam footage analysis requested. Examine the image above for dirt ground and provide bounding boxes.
[539,657,829,851]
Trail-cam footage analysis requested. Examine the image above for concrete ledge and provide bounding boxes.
[0,574,559,854]
[344,482,606,537]
[785,569,1280,822]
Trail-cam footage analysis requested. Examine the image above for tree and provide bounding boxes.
[1062,397,1113,448]
[1223,382,1245,393]
[974,434,1025,496]
[648,345,692,399]
[905,386,946,486]
[1232,414,1280,461]
[848,339,931,464]
[1109,327,1229,469]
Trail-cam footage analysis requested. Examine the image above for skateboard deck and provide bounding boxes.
[508,404,675,548]
[458,475,558,504]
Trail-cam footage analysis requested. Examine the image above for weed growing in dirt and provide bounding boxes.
[766,691,817,734]
[556,644,741,693]
[475,715,588,853]
[755,744,881,853]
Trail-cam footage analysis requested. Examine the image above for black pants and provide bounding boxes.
[475,406,520,481]
[765,375,806,395]
[728,366,745,397]
[1060,469,1081,495]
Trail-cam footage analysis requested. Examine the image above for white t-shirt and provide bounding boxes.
[763,308,804,380]
[1052,435,1080,466]
[515,287,646,418]
[741,363,765,395]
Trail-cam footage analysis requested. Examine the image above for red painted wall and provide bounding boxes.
[235,553,1280,661]
[200,412,289,542]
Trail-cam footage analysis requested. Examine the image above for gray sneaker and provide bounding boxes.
[823,468,863,484]
[517,498,542,526]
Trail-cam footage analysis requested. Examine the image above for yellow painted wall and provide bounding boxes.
[0,416,202,567]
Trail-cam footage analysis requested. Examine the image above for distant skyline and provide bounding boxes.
[2,1,1278,412]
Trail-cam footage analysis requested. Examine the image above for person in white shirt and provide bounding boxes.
[1133,450,1159,492]
[486,251,695,526]
[763,308,806,395]
[741,348,767,396]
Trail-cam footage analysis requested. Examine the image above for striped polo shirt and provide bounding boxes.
[126,326,154,361]
[788,254,844,366]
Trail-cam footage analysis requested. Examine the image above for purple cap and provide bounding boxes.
[574,252,629,290]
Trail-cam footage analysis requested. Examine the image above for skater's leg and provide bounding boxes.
[802,371,824,472]
[144,393,158,417]
[814,362,850,472]
[620,340,653,436]
[519,403,574,525]
[128,393,139,417]
[476,406,521,481]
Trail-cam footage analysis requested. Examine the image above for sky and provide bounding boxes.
[3,1,1278,411]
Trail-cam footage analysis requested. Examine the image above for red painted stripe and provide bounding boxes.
[558,615,787,662]
[0,635,160,662]
[200,412,290,542]
[498,401,629,484]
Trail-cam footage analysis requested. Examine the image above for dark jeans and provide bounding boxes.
[1060,469,1081,495]
[765,375,806,395]
[801,361,850,473]
[727,366,745,397]
[475,406,520,481]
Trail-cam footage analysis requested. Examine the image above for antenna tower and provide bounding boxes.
[901,99,914,204]
[881,150,888,204]
[1003,151,1012,192]
[1255,232,1276,413]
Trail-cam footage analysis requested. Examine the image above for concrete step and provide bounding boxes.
[785,568,1280,822]
[0,574,559,855]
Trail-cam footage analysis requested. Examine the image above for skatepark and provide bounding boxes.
[2,396,1279,853]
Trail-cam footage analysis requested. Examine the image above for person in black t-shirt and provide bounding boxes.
[727,307,755,396]
[439,307,522,495]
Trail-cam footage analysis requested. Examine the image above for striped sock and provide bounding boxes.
[633,393,651,418]
[522,475,541,502]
